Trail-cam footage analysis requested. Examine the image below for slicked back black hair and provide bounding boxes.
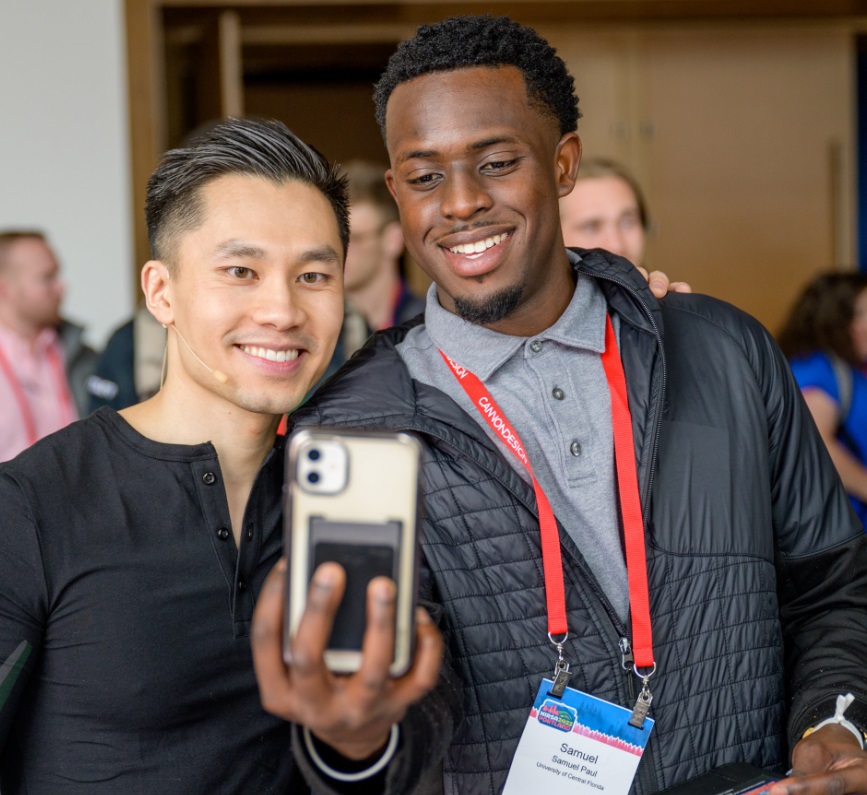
[374,15,580,140]
[146,117,349,268]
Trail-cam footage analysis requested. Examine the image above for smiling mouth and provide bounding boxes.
[240,345,300,363]
[447,232,510,259]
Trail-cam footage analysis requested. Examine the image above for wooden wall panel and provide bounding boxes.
[640,25,855,332]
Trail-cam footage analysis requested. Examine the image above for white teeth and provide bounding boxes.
[241,345,299,363]
[449,233,509,256]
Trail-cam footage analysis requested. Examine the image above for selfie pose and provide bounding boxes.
[0,108,680,791]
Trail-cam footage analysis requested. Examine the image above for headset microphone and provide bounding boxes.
[167,323,229,384]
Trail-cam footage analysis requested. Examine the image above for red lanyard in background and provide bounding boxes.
[0,337,76,446]
[439,315,654,669]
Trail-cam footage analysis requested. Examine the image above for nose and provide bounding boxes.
[439,167,493,221]
[250,277,307,330]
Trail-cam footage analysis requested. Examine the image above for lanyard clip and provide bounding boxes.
[628,663,656,729]
[548,632,572,698]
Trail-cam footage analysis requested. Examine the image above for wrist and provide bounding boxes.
[801,693,866,750]
[315,728,394,761]
[304,724,400,783]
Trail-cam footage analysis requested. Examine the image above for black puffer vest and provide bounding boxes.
[291,250,867,794]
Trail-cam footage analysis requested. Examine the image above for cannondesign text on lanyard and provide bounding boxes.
[439,315,656,726]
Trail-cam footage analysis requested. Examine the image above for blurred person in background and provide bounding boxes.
[778,270,867,530]
[560,157,648,267]
[342,159,425,332]
[87,305,165,411]
[0,230,95,461]
[559,158,689,293]
[315,160,425,386]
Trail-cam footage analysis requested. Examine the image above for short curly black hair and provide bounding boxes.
[374,15,580,141]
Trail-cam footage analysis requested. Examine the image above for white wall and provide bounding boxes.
[0,0,132,349]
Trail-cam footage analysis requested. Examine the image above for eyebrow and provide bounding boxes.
[215,241,266,260]
[298,245,342,267]
[395,136,521,166]
[470,135,520,151]
[214,241,341,267]
[395,149,438,166]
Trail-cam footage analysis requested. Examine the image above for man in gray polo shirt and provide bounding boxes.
[252,15,867,795]
[398,260,629,624]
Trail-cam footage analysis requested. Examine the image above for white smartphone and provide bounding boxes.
[283,427,421,676]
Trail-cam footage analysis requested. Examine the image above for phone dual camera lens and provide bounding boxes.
[306,449,322,483]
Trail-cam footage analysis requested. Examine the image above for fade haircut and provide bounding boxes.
[374,15,580,140]
[0,230,47,275]
[145,117,350,269]
[341,160,398,224]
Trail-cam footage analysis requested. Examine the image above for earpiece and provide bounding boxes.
[167,323,229,384]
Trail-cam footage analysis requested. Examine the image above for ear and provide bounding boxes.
[382,220,404,260]
[555,133,582,199]
[141,260,174,327]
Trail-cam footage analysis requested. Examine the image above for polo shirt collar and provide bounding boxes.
[423,252,607,381]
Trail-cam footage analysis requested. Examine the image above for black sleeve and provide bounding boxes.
[0,471,48,750]
[291,596,464,794]
[753,320,867,749]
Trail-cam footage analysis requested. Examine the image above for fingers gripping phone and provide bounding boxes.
[283,428,421,676]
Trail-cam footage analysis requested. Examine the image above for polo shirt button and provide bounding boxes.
[552,387,565,400]
[237,580,246,591]
[570,441,582,457]
[216,527,230,540]
[246,525,254,541]
[202,472,216,485]
[530,341,542,353]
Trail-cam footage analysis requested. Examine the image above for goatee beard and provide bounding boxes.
[453,285,523,326]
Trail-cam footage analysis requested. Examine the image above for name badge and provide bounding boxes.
[503,679,655,795]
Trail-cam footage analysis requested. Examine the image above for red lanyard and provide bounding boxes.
[0,336,76,446]
[439,315,654,669]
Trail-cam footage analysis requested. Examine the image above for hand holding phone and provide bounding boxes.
[251,555,444,762]
[249,427,443,762]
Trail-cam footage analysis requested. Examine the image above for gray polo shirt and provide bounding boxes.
[396,264,629,622]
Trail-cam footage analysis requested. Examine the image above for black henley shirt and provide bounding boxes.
[0,408,307,793]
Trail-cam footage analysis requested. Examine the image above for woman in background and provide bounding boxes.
[779,271,867,529]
